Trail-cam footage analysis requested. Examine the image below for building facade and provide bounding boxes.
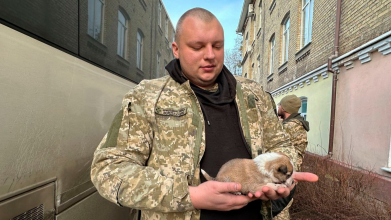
[78,0,175,81]
[0,0,174,219]
[237,0,391,182]
[0,0,174,84]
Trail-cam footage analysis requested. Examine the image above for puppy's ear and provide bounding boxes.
[278,165,288,174]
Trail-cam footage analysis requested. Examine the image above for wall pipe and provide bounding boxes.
[327,0,342,157]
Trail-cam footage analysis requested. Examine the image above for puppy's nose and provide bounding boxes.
[278,165,288,174]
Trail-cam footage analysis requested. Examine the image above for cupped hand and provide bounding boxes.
[247,172,318,200]
[189,181,255,211]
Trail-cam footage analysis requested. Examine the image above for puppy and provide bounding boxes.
[201,152,294,194]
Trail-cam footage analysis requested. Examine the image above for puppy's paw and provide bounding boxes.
[265,183,287,190]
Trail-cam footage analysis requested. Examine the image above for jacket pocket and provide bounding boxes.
[153,106,195,177]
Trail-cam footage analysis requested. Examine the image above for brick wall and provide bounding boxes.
[260,0,336,91]
[239,0,391,92]
[0,0,174,83]
[153,1,175,79]
[80,0,174,82]
[0,0,79,53]
[339,0,391,55]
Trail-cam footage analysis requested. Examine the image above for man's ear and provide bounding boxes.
[172,42,179,59]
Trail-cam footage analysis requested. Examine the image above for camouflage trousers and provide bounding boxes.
[273,198,293,220]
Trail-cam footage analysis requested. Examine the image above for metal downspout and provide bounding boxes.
[327,0,342,157]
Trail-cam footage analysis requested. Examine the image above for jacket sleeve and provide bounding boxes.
[90,83,194,213]
[260,90,298,167]
[258,90,299,220]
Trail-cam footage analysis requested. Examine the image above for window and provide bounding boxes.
[157,52,161,76]
[257,57,261,83]
[165,16,168,38]
[301,0,314,47]
[258,3,262,31]
[158,1,162,27]
[253,15,257,35]
[269,35,275,75]
[387,140,391,169]
[282,17,290,63]
[137,31,144,70]
[383,140,391,172]
[245,32,249,51]
[251,63,255,80]
[299,97,308,120]
[381,133,391,172]
[88,0,105,42]
[117,10,128,58]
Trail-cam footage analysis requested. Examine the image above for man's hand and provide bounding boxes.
[247,172,318,200]
[189,172,318,210]
[189,181,255,211]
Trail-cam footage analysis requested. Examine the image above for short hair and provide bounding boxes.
[175,8,219,43]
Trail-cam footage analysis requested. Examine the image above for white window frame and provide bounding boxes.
[388,140,391,168]
[381,136,391,172]
[257,57,261,83]
[251,63,255,80]
[388,139,391,167]
[301,0,314,47]
[282,17,290,63]
[246,32,249,51]
[269,35,275,75]
[137,31,144,70]
[158,1,162,27]
[117,10,128,58]
[88,0,105,42]
[258,3,262,31]
[299,97,308,120]
[253,15,257,35]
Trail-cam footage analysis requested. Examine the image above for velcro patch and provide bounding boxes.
[155,107,187,117]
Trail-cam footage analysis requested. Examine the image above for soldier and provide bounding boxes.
[91,8,317,220]
[273,94,310,220]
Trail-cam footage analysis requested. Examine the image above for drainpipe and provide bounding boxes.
[327,0,342,157]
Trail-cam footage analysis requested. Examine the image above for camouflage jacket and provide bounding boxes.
[282,113,309,171]
[91,75,297,220]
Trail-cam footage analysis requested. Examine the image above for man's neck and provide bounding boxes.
[283,113,291,121]
[181,71,218,91]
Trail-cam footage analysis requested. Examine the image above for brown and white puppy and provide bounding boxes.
[201,152,294,194]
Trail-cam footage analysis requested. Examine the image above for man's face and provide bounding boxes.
[172,16,224,89]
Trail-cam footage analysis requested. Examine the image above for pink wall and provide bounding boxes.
[334,51,391,177]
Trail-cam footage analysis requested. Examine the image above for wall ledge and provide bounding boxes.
[271,31,391,97]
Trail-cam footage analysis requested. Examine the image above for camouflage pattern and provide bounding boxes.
[91,75,297,220]
[273,199,293,220]
[283,118,308,171]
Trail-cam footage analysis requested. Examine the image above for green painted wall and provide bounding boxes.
[273,76,332,156]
